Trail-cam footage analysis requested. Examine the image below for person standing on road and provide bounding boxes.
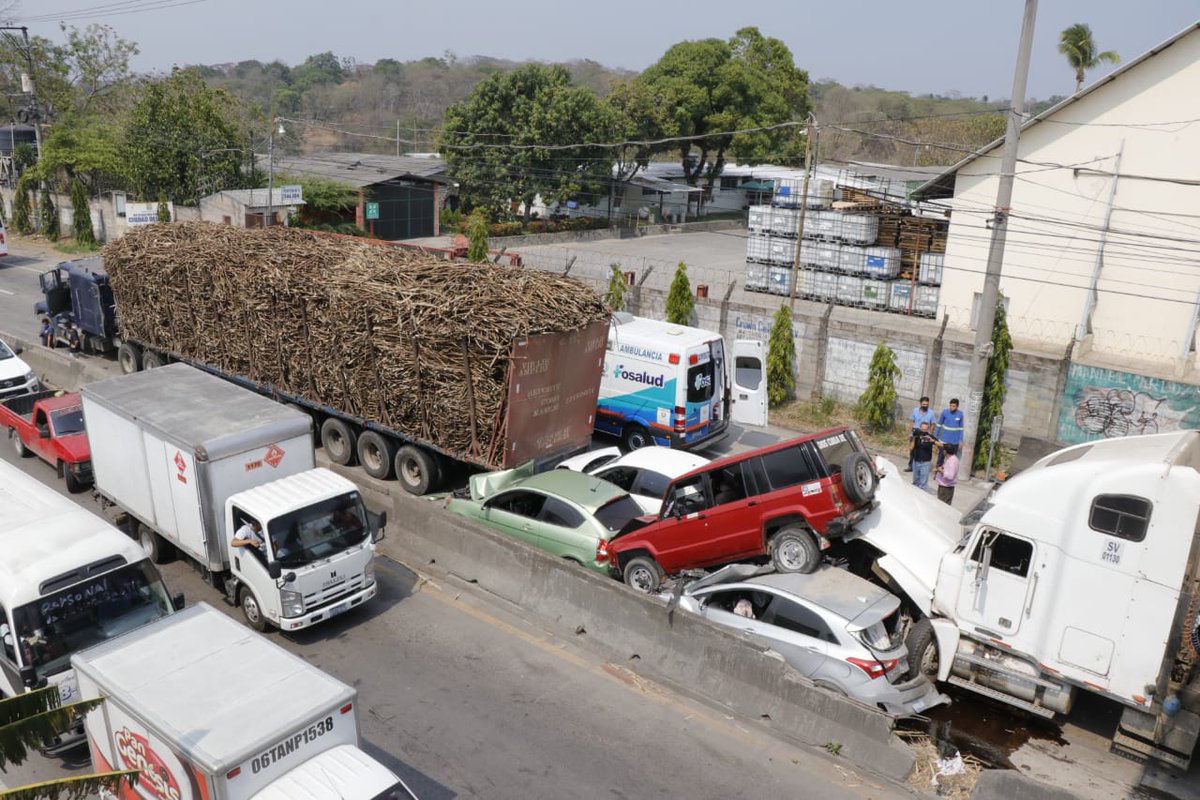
[910,421,936,490]
[39,317,54,348]
[905,396,936,472]
[66,322,81,358]
[936,398,964,467]
[936,444,960,505]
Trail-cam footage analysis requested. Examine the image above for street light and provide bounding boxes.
[266,118,284,226]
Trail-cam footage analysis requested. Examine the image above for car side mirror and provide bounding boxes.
[268,561,282,580]
[172,592,186,610]
[12,346,22,355]
[39,427,50,438]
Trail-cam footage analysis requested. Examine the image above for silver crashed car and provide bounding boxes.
[668,564,948,716]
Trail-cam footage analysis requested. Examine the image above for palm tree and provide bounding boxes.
[0,685,138,800]
[1058,24,1120,93]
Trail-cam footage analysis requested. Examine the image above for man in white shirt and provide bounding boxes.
[231,518,266,557]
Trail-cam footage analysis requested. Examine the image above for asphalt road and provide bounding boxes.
[0,425,919,799]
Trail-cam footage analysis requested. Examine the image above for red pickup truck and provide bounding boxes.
[1,389,92,492]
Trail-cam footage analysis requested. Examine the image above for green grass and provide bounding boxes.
[53,239,102,255]
[773,395,909,456]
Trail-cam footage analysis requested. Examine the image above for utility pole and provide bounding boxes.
[961,0,1038,474]
[788,113,816,308]
[3,27,42,162]
[266,118,282,226]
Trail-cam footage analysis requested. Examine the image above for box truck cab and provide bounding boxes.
[0,458,177,749]
[596,314,737,451]
[73,603,416,800]
[82,364,383,633]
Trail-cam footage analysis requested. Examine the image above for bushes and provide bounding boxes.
[856,342,899,433]
[766,305,796,407]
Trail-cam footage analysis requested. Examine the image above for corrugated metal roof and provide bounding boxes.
[260,151,449,189]
[913,22,1200,199]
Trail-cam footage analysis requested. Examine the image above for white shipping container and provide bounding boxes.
[838,213,880,245]
[889,281,915,314]
[808,179,835,208]
[861,278,890,309]
[919,251,945,285]
[747,205,771,233]
[915,284,940,316]
[746,234,772,263]
[836,274,864,305]
[768,266,793,296]
[838,244,866,274]
[805,209,838,239]
[863,246,902,279]
[745,263,768,292]
[807,269,837,300]
[766,236,797,266]
[773,178,833,209]
[769,206,799,236]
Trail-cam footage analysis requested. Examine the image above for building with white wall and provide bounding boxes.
[916,22,1200,378]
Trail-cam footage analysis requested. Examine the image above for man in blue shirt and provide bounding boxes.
[905,396,936,472]
[936,398,965,467]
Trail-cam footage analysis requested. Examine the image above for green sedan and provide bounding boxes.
[447,464,647,573]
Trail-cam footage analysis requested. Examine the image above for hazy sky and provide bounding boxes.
[15,0,1199,101]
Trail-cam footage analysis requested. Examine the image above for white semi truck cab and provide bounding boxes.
[82,364,384,633]
[854,432,1200,770]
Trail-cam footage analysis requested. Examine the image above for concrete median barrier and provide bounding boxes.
[378,486,918,780]
[1,329,120,391]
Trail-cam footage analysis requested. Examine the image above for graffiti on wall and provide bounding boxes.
[1056,363,1200,444]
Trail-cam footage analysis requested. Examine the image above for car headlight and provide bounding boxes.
[23,371,36,383]
[279,589,304,618]
[363,562,375,586]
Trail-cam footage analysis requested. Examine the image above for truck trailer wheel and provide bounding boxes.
[10,429,30,458]
[394,445,438,495]
[320,418,358,466]
[117,342,142,374]
[356,431,397,480]
[138,524,175,565]
[906,618,939,681]
[238,586,269,633]
[141,350,166,370]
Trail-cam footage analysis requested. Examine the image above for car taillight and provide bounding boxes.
[596,539,610,562]
[847,657,899,680]
[674,406,687,432]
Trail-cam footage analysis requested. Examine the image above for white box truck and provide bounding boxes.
[73,602,416,800]
[854,432,1200,769]
[81,363,386,633]
[0,458,179,751]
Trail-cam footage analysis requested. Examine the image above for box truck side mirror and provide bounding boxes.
[268,561,282,580]
[372,510,388,542]
[172,593,185,611]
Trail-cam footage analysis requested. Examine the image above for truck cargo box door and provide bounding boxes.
[731,340,767,427]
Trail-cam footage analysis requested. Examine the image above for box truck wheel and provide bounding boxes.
[239,586,269,632]
[394,445,438,495]
[10,429,30,458]
[357,431,397,480]
[320,418,358,466]
[117,342,141,374]
[138,524,175,564]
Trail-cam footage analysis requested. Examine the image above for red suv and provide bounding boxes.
[602,426,878,592]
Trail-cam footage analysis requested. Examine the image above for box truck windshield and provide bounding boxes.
[267,491,369,568]
[12,559,173,680]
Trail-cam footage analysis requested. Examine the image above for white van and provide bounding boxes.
[0,214,9,257]
[0,336,39,399]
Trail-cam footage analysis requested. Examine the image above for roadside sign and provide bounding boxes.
[126,201,170,226]
[365,202,380,220]
[280,184,303,204]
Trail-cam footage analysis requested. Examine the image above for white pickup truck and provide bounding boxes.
[851,432,1200,770]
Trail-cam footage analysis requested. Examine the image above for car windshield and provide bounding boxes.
[813,430,865,474]
[593,495,646,532]
[12,561,173,679]
[51,407,85,435]
[370,782,419,800]
[268,492,369,567]
[0,341,13,360]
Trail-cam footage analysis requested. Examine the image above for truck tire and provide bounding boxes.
[356,431,397,481]
[63,465,87,494]
[320,418,358,466]
[622,555,664,594]
[394,445,437,495]
[622,424,653,451]
[238,585,269,633]
[138,524,175,565]
[141,350,166,370]
[906,617,939,681]
[769,526,821,574]
[841,452,878,505]
[117,342,141,374]
[10,429,30,458]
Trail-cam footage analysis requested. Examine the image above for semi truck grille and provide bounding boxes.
[303,574,365,610]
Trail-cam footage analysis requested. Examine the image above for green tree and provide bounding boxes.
[1058,24,1120,93]
[440,64,615,221]
[270,173,357,215]
[634,27,810,193]
[35,116,126,192]
[466,211,489,262]
[71,178,95,245]
[857,342,899,433]
[665,261,694,325]
[157,195,171,222]
[40,185,59,240]
[0,685,138,799]
[124,68,249,204]
[605,264,628,312]
[12,175,33,235]
[974,299,1014,471]
[766,304,796,408]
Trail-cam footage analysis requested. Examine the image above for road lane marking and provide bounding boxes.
[0,288,12,295]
